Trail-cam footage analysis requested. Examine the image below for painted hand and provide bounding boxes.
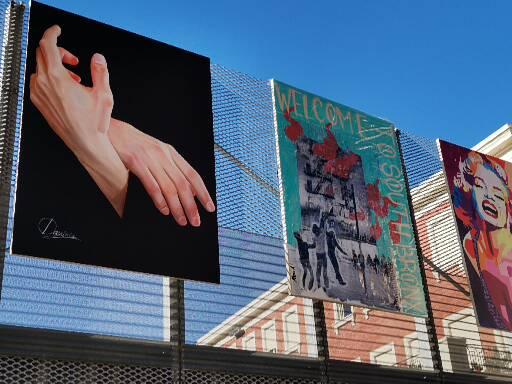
[109,118,216,226]
[30,25,128,216]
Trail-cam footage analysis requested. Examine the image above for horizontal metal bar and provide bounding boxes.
[0,324,176,368]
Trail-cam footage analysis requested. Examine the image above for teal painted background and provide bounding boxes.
[273,80,427,317]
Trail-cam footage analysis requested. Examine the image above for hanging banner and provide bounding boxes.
[11,2,219,282]
[272,80,427,316]
[439,140,512,331]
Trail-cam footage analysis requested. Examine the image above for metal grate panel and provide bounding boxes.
[183,370,319,384]
[0,355,177,384]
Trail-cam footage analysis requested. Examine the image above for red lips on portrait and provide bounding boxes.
[482,199,498,219]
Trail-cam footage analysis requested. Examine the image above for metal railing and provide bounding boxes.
[467,344,512,375]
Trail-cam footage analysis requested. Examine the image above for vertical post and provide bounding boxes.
[395,129,444,378]
[313,299,330,384]
[168,278,185,383]
[0,1,26,299]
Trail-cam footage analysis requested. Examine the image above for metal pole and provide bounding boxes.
[395,129,445,379]
[169,278,185,383]
[313,299,330,384]
[0,1,26,300]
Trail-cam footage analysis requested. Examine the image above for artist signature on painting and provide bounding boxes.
[38,218,79,240]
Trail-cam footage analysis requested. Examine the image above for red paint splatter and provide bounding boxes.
[312,125,339,161]
[349,211,367,221]
[367,181,382,214]
[324,184,334,198]
[284,108,304,143]
[367,180,398,218]
[383,197,396,216]
[389,215,403,244]
[324,152,360,180]
[370,220,383,240]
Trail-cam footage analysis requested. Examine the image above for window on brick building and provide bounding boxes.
[493,330,512,371]
[405,337,423,369]
[262,320,278,353]
[334,303,352,324]
[407,337,420,358]
[283,306,300,354]
[444,309,483,372]
[370,343,398,367]
[494,330,512,354]
[244,333,256,351]
[333,303,354,335]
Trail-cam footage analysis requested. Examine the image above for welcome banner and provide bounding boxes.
[273,80,427,317]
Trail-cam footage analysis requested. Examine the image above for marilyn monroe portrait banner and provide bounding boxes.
[440,140,512,331]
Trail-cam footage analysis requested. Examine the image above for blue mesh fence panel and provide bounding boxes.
[184,67,322,357]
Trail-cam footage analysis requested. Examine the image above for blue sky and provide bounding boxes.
[39,0,512,148]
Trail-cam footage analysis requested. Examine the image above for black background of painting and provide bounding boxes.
[12,2,219,283]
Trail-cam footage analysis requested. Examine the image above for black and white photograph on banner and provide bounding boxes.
[289,136,400,310]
